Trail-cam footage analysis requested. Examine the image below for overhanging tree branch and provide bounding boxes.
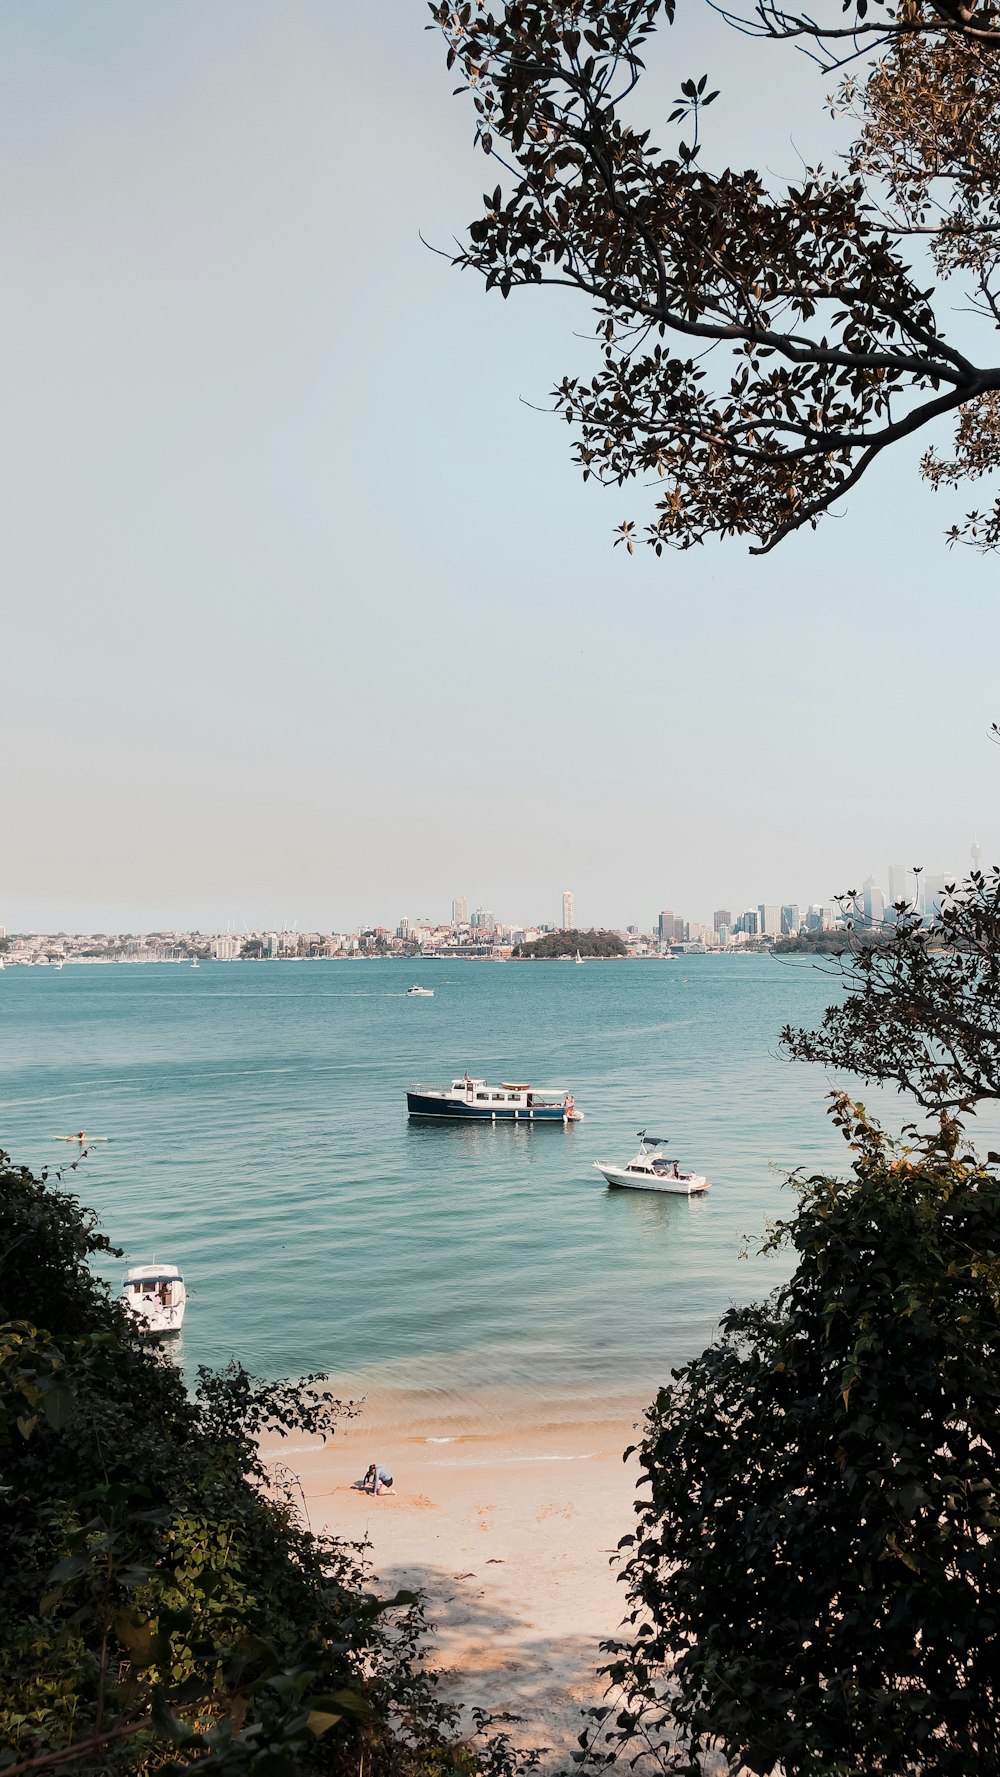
[431,0,1000,553]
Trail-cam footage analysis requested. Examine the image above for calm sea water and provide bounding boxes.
[0,956,953,1418]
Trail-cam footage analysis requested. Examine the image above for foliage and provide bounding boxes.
[430,0,1000,553]
[512,928,627,957]
[589,1099,1000,1775]
[782,866,1000,1112]
[0,1152,486,1777]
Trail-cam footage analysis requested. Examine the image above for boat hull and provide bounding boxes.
[595,1162,710,1195]
[407,1091,567,1121]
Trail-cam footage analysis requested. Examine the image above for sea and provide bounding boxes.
[0,955,959,1426]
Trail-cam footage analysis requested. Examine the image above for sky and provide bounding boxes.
[1,0,997,935]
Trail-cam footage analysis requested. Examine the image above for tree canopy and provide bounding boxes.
[431,0,1000,552]
[783,867,1000,1113]
[513,927,628,956]
[581,860,1000,1772]
[598,1100,1000,1775]
[0,1151,486,1777]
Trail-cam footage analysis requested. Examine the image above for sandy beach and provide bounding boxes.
[263,1390,649,1766]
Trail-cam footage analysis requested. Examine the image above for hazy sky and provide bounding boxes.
[2,0,997,934]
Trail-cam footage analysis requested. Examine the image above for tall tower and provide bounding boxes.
[972,837,982,871]
[452,897,468,927]
[561,890,574,931]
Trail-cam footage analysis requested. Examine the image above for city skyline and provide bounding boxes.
[2,849,979,946]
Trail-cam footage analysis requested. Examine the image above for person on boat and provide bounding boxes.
[363,1463,394,1496]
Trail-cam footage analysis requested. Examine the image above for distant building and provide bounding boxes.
[735,909,759,937]
[757,904,781,937]
[211,935,239,961]
[923,874,948,919]
[713,910,731,933]
[862,878,886,926]
[887,864,912,911]
[471,907,495,930]
[658,909,686,944]
[452,897,468,927]
[780,904,800,935]
[562,890,575,930]
[715,923,731,946]
[397,916,411,940]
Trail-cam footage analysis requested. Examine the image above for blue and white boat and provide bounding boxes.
[406,1076,582,1122]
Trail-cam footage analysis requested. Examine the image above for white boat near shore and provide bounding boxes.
[594,1132,709,1195]
[407,985,434,997]
[121,1264,186,1336]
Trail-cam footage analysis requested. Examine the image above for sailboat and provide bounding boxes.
[575,949,584,964]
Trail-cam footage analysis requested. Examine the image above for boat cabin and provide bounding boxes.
[449,1078,536,1106]
[125,1264,184,1308]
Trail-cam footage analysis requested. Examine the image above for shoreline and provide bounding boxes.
[263,1387,650,1766]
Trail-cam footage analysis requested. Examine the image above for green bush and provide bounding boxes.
[596,1101,1000,1776]
[0,1152,477,1776]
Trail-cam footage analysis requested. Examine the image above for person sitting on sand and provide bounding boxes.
[363,1463,394,1496]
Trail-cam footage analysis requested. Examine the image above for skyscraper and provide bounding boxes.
[713,910,732,933]
[757,904,781,937]
[452,897,468,927]
[862,878,886,926]
[923,875,948,918]
[887,864,911,910]
[562,890,574,930]
[972,837,982,870]
[780,904,800,935]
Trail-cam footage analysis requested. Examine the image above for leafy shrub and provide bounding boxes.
[0,1152,479,1776]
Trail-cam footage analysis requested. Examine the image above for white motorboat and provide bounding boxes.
[594,1131,709,1196]
[406,985,434,997]
[121,1264,186,1336]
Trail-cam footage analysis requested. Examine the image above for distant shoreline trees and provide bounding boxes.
[513,927,627,957]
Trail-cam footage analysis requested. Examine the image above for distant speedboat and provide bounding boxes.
[121,1264,186,1336]
[595,1131,709,1195]
[407,1076,583,1122]
[406,985,434,997]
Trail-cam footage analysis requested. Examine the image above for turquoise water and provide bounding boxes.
[0,956,939,1413]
